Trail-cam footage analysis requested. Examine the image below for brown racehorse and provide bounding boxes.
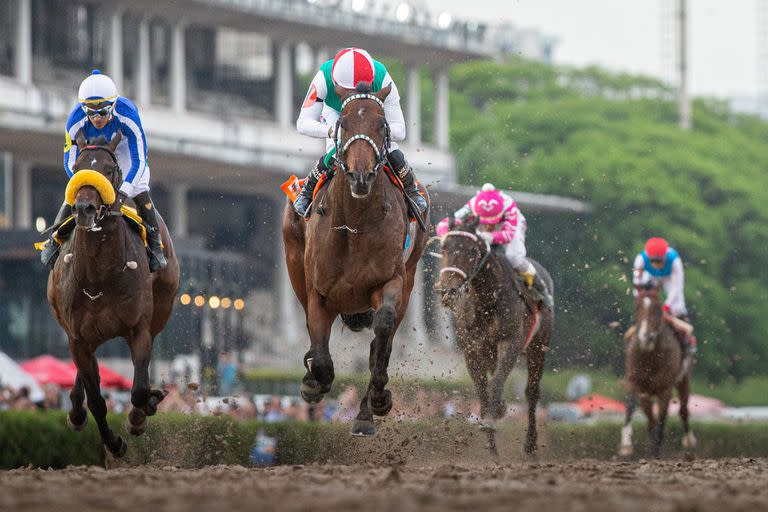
[433,218,554,456]
[47,131,179,457]
[281,82,430,436]
[620,285,695,458]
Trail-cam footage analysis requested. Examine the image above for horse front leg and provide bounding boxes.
[523,341,546,456]
[67,373,88,431]
[300,291,337,404]
[352,275,404,436]
[126,324,165,436]
[653,389,673,458]
[485,331,524,425]
[72,348,127,458]
[619,391,637,456]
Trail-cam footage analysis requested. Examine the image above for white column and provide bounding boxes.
[14,161,32,230]
[136,18,151,106]
[278,239,304,345]
[170,21,187,113]
[170,184,188,237]
[107,9,124,89]
[2,153,13,228]
[402,261,428,343]
[406,65,422,145]
[434,67,450,150]
[275,40,293,128]
[14,0,32,85]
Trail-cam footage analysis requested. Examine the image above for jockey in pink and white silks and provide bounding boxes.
[436,183,553,308]
[292,47,427,217]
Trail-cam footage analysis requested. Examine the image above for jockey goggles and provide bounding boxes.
[649,257,665,265]
[81,103,114,118]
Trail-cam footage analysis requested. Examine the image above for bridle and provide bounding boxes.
[73,145,124,226]
[433,230,492,290]
[333,93,391,175]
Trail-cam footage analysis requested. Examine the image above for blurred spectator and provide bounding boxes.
[331,386,359,423]
[262,396,286,423]
[284,398,307,421]
[12,387,35,411]
[42,384,62,410]
[217,352,238,396]
[230,394,258,421]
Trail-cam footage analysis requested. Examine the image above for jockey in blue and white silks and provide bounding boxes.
[41,70,167,272]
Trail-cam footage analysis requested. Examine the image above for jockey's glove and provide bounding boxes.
[478,232,494,244]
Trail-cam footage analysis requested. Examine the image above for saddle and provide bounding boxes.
[280,165,425,222]
[34,205,149,252]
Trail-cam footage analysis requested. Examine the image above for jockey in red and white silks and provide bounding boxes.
[436,183,552,307]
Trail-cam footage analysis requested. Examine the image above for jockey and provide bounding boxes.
[41,70,167,272]
[293,47,427,217]
[436,183,553,308]
[632,237,696,357]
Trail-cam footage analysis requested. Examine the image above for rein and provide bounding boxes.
[436,231,492,288]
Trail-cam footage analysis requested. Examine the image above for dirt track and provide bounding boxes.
[2,458,767,512]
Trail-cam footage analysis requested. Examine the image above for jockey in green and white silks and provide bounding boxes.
[293,47,427,217]
[40,70,167,272]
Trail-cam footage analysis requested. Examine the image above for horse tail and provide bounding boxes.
[340,310,375,332]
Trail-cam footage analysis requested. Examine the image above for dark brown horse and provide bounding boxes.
[433,219,553,456]
[620,285,695,458]
[281,83,430,436]
[47,131,179,457]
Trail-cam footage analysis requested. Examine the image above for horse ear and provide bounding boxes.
[468,216,481,231]
[448,217,456,230]
[108,130,122,152]
[75,129,87,150]
[375,83,392,102]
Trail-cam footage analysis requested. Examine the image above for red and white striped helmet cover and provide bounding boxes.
[332,48,375,89]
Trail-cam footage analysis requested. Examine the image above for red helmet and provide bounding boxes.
[644,237,669,259]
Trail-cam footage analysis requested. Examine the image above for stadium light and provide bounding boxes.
[351,0,366,13]
[395,2,411,22]
[194,295,205,307]
[437,12,452,30]
[35,217,47,233]
[234,298,245,311]
[180,293,191,305]
[221,297,232,309]
[209,296,221,309]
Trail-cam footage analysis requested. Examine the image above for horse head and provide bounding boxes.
[69,130,122,229]
[434,217,486,307]
[333,82,392,199]
[633,284,664,351]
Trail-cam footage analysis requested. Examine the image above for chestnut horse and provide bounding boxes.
[620,285,695,458]
[281,83,430,436]
[433,219,553,456]
[47,132,179,457]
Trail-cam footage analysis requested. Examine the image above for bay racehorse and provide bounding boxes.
[620,284,695,458]
[433,218,553,456]
[281,82,430,436]
[46,131,179,457]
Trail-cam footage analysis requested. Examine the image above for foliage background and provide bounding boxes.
[384,58,768,383]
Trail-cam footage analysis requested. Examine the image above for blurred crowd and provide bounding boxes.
[0,383,61,411]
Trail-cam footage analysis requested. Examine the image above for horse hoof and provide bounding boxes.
[369,389,392,416]
[125,415,147,437]
[682,432,697,450]
[67,412,88,432]
[106,436,128,458]
[619,445,634,457]
[351,420,376,437]
[300,384,324,404]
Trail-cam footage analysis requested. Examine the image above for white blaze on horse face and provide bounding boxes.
[91,157,97,166]
[638,296,651,343]
[357,107,366,118]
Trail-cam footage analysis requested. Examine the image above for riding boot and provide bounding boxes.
[40,202,73,269]
[134,191,168,272]
[520,263,554,309]
[293,157,329,218]
[388,150,427,214]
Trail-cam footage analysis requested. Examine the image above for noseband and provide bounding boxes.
[333,93,391,175]
[437,231,492,289]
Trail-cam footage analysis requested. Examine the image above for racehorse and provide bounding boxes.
[46,131,180,457]
[432,218,554,456]
[620,285,695,458]
[281,82,430,436]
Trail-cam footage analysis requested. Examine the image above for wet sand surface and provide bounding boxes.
[2,458,766,512]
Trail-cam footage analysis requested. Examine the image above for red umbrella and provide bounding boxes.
[66,362,132,389]
[21,355,77,387]
[573,393,626,415]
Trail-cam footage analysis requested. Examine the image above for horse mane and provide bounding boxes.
[355,82,373,93]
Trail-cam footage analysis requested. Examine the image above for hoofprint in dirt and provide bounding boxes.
[2,459,766,512]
